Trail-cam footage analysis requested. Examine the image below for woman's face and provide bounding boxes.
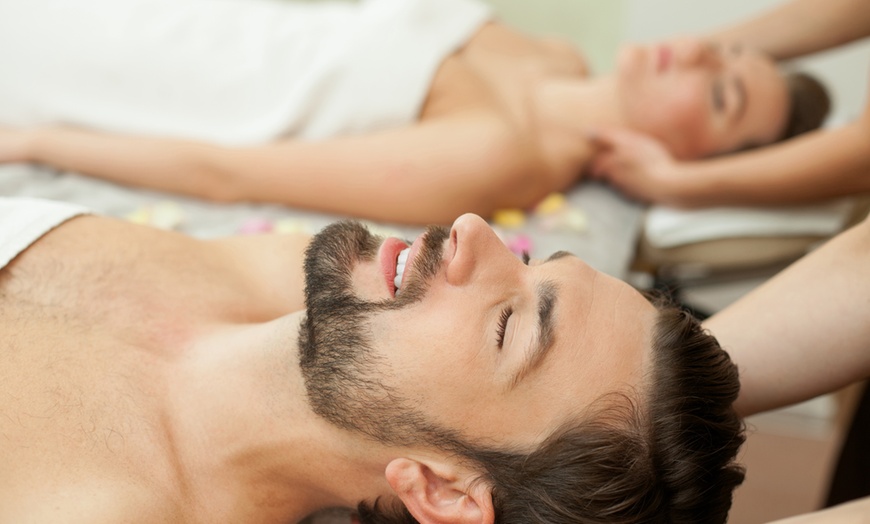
[616,38,789,159]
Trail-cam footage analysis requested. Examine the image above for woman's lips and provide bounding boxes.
[657,45,672,73]
[379,237,409,297]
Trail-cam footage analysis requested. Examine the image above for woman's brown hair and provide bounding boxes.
[781,71,831,140]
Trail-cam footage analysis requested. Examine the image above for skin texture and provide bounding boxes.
[0,15,787,223]
[0,211,657,523]
[614,38,789,159]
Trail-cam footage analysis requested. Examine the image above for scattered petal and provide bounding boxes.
[274,218,308,234]
[507,234,533,257]
[125,207,151,225]
[534,193,566,215]
[560,208,588,232]
[238,217,274,235]
[493,208,526,229]
[149,201,184,230]
[124,201,184,230]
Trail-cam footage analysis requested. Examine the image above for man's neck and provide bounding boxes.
[170,313,394,523]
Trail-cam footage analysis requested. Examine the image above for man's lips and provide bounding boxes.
[379,237,408,297]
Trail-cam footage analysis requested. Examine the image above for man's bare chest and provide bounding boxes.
[0,218,200,514]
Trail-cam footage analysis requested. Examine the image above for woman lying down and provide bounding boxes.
[0,0,828,224]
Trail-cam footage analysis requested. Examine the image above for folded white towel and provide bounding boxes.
[645,200,853,248]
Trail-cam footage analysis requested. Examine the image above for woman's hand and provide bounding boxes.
[587,127,682,204]
[0,126,37,164]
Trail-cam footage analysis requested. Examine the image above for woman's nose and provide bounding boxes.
[678,39,721,69]
[446,213,515,286]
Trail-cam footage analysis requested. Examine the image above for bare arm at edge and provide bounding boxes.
[710,0,870,60]
[704,215,870,417]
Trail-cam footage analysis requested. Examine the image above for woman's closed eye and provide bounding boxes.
[712,79,726,112]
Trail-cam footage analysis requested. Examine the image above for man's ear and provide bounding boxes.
[384,458,495,524]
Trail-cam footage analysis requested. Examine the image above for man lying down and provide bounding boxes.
[0,197,744,524]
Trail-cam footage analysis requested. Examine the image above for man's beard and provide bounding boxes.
[298,221,462,448]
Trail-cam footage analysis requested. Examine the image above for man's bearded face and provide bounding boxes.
[298,221,454,447]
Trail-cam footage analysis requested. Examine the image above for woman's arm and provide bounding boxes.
[703,215,870,418]
[710,0,870,60]
[589,96,870,207]
[7,115,546,224]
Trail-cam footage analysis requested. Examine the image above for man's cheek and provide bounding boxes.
[351,261,388,302]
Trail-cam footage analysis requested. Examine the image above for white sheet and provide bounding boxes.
[0,0,491,144]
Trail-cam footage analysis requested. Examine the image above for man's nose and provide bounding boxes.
[446,213,515,286]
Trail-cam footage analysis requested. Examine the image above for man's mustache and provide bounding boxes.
[390,225,450,308]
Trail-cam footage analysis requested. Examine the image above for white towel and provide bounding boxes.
[0,197,90,270]
[645,200,853,249]
[0,0,491,144]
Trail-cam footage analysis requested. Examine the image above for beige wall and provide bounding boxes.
[298,0,627,74]
[483,0,626,74]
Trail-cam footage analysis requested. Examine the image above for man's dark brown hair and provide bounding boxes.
[357,302,746,523]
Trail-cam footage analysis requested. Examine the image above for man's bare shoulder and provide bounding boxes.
[0,214,154,290]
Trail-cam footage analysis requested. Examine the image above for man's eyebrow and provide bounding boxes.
[510,279,559,389]
[733,75,747,123]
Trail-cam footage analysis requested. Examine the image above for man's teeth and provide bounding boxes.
[394,248,410,290]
